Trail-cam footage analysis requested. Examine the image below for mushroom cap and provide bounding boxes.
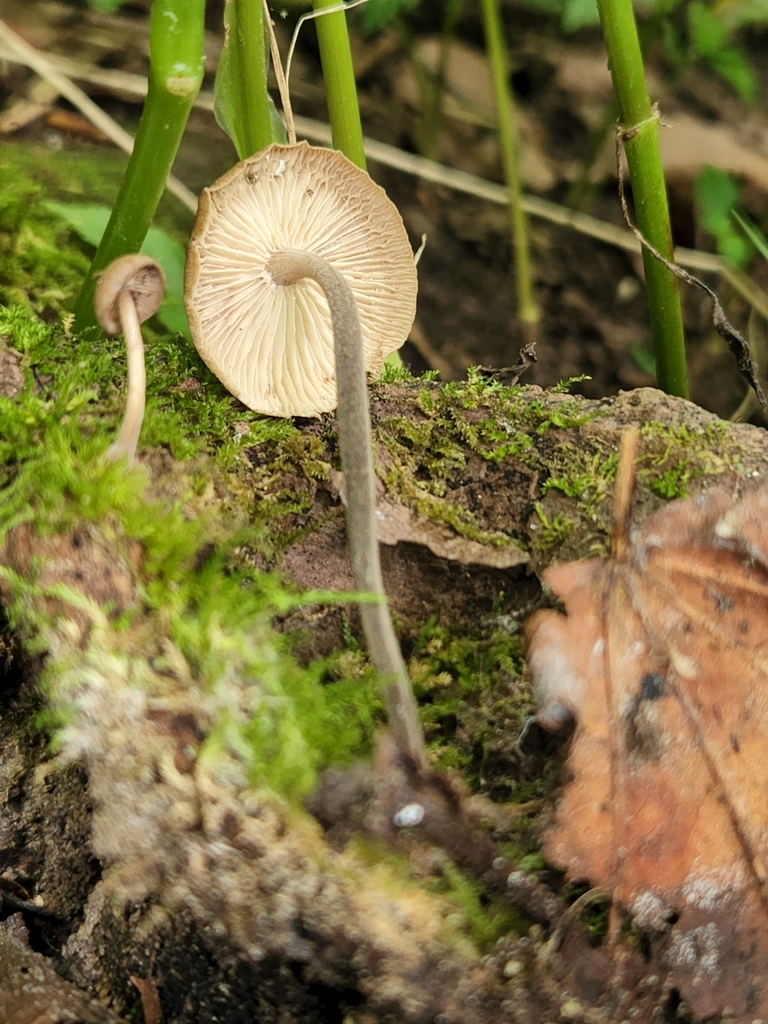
[95,254,165,335]
[184,141,418,418]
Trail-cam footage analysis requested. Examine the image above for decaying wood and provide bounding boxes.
[0,927,129,1024]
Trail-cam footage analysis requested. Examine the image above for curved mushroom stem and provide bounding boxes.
[105,287,147,467]
[268,248,427,770]
[94,254,164,469]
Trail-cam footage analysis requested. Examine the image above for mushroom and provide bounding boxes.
[184,141,425,767]
[184,141,417,419]
[94,254,165,468]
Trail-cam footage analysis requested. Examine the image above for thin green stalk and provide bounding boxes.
[480,0,539,327]
[565,97,617,210]
[73,0,205,334]
[312,0,366,169]
[417,0,464,161]
[225,0,276,158]
[596,0,688,397]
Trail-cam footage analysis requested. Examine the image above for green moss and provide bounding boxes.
[379,361,438,385]
[0,149,381,804]
[0,299,293,488]
[412,370,595,451]
[531,443,618,558]
[8,133,764,991]
[410,620,531,790]
[15,505,378,806]
[251,433,330,508]
[542,450,618,508]
[0,302,377,803]
[348,835,525,951]
[370,374,597,550]
[436,859,525,948]
[5,136,764,961]
[530,502,576,549]
[549,374,591,393]
[165,558,379,798]
[638,419,733,499]
[0,143,296,480]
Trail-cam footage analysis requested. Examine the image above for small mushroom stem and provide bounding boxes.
[268,248,427,769]
[106,287,147,466]
[93,254,164,469]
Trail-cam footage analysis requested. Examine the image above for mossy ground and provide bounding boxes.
[0,143,376,806]
[2,139,767,976]
[0,142,535,955]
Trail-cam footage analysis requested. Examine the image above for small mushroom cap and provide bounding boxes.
[95,254,165,335]
[184,141,418,418]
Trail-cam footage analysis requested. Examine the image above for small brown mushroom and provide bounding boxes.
[94,254,165,467]
[185,143,425,767]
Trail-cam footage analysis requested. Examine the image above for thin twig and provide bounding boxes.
[262,0,295,145]
[612,426,639,562]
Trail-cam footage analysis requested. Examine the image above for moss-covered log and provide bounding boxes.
[4,140,768,1024]
[2,289,768,1022]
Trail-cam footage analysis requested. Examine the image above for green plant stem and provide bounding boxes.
[312,0,366,169]
[596,0,688,397]
[228,0,276,157]
[414,0,464,161]
[565,97,617,210]
[480,0,539,327]
[73,0,204,334]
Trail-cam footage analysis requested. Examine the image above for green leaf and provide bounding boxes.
[43,200,110,248]
[515,0,563,14]
[213,0,286,159]
[142,228,189,338]
[642,0,686,16]
[708,46,758,103]
[686,0,757,101]
[213,1,247,158]
[630,343,656,376]
[726,0,768,30]
[732,209,768,261]
[687,0,727,57]
[693,168,753,268]
[718,232,751,267]
[661,21,687,74]
[361,0,422,32]
[561,0,600,32]
[694,166,738,237]
[43,201,191,340]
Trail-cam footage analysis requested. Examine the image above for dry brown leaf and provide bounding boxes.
[526,472,768,1022]
[555,48,768,192]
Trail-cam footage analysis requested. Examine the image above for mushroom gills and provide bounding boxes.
[184,141,418,418]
